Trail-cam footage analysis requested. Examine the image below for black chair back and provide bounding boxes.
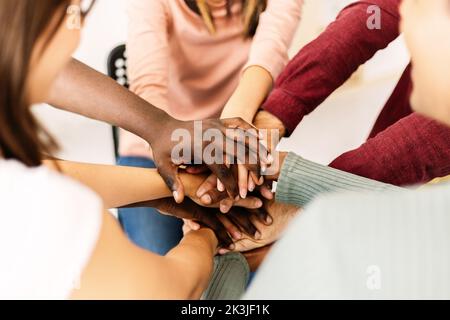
[107,44,128,158]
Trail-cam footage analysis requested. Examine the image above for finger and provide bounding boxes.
[221,117,256,131]
[202,188,229,206]
[227,207,260,239]
[220,198,234,214]
[184,219,201,231]
[233,197,263,209]
[217,177,225,192]
[182,224,191,235]
[233,128,271,166]
[208,163,238,199]
[220,118,272,166]
[249,207,272,226]
[185,165,209,174]
[173,199,233,247]
[218,248,231,255]
[217,214,242,241]
[232,239,259,253]
[238,164,248,199]
[224,134,261,172]
[248,174,255,192]
[260,184,274,200]
[221,119,266,158]
[252,172,264,186]
[196,173,217,198]
[156,160,185,203]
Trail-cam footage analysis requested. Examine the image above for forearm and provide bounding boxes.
[43,159,172,208]
[165,229,218,299]
[263,0,402,134]
[47,58,169,143]
[73,212,217,300]
[276,153,401,207]
[221,66,273,123]
[329,113,450,186]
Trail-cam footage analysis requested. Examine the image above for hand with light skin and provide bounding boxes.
[218,200,300,255]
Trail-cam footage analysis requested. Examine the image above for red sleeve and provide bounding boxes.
[263,0,402,134]
[329,114,450,186]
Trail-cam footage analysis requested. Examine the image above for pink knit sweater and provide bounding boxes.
[120,0,303,157]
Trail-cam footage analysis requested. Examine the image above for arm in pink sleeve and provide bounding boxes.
[329,114,450,186]
[127,0,170,110]
[263,0,402,134]
[244,0,303,80]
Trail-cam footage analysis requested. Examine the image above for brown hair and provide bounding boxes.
[186,0,267,38]
[0,0,71,167]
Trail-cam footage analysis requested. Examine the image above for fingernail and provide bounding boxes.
[218,184,225,192]
[173,191,180,202]
[220,205,229,214]
[255,199,263,207]
[267,153,274,164]
[266,216,273,224]
[240,188,247,199]
[229,244,235,250]
[248,183,255,192]
[255,231,262,240]
[232,231,242,240]
[258,177,265,185]
[261,164,267,174]
[201,194,212,205]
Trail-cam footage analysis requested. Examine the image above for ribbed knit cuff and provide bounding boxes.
[276,153,401,207]
[202,253,250,300]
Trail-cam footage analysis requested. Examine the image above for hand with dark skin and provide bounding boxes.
[219,200,300,255]
[48,59,270,203]
[124,197,271,249]
[195,110,288,209]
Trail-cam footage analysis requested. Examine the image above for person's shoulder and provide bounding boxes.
[303,184,450,227]
[0,160,103,299]
[0,159,103,234]
[0,159,102,223]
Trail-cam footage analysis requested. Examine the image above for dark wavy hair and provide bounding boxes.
[185,0,267,38]
[0,0,72,166]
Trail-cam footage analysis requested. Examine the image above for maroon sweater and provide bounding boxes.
[263,0,450,186]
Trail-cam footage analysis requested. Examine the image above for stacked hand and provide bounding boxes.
[148,117,272,203]
[194,110,287,210]
[145,111,292,257]
[218,200,300,254]
[125,198,270,248]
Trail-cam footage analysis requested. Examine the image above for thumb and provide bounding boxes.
[157,160,185,203]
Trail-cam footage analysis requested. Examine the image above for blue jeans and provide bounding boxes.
[117,156,184,255]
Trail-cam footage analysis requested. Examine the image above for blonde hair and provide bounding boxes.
[194,0,267,37]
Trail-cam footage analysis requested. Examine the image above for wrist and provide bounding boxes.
[266,152,288,181]
[221,99,256,123]
[135,104,173,147]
